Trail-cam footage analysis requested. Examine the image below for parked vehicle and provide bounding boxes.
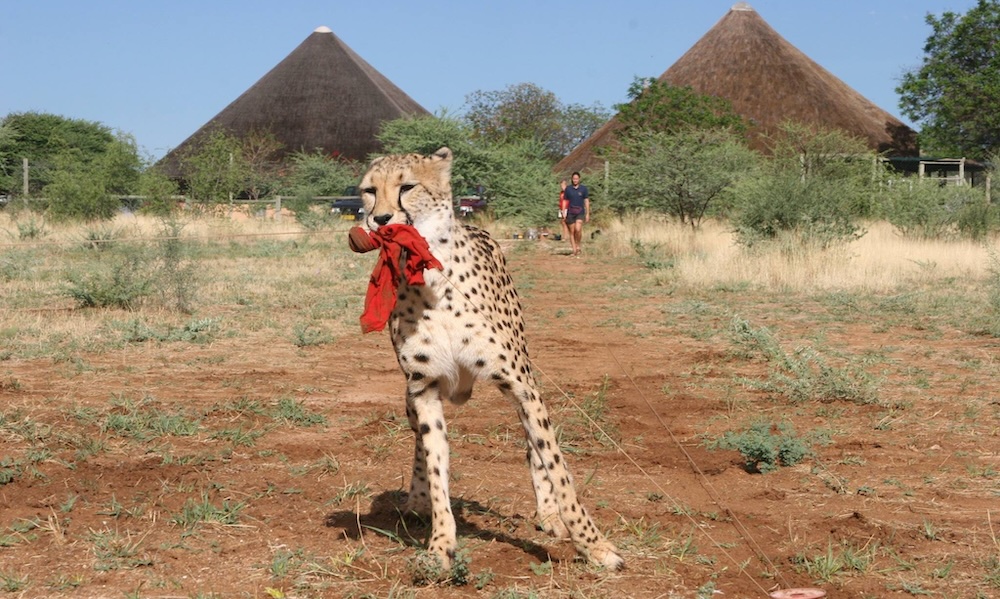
[329,186,364,220]
[455,185,487,218]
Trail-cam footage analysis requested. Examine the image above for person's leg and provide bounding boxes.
[571,220,583,255]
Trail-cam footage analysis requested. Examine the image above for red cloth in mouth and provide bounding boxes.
[348,225,443,333]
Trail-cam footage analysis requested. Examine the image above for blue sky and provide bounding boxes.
[1,1,978,160]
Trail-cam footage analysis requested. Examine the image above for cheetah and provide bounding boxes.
[354,147,623,571]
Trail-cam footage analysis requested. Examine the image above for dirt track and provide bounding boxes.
[1,237,999,598]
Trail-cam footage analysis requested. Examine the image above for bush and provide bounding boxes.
[605,128,758,227]
[44,167,118,222]
[137,168,180,216]
[65,246,154,309]
[879,179,995,240]
[730,123,877,249]
[378,115,556,227]
[728,317,880,404]
[707,420,811,473]
[276,150,360,198]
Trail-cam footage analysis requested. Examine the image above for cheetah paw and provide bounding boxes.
[403,496,432,518]
[587,541,625,571]
[536,513,570,539]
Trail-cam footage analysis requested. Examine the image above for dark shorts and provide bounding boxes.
[565,210,585,225]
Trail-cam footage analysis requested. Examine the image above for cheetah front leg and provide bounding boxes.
[406,386,457,568]
[404,401,432,516]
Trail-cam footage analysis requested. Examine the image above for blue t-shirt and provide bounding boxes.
[563,184,589,213]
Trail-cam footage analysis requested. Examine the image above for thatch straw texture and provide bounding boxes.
[557,3,918,175]
[159,26,428,177]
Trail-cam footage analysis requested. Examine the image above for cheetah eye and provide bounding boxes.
[400,184,416,194]
[361,187,376,196]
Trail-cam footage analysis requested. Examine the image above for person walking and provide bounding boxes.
[558,179,570,242]
[563,172,590,257]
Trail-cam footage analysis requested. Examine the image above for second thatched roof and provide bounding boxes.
[557,3,918,174]
[159,26,429,177]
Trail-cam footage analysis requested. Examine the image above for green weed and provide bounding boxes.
[706,419,811,473]
[101,393,201,440]
[171,493,246,528]
[272,396,327,427]
[87,527,152,571]
[729,316,880,404]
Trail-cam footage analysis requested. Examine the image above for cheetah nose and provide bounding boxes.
[372,214,392,226]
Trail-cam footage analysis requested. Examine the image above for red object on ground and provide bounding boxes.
[348,225,443,333]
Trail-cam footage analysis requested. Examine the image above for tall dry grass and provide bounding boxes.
[597,215,1000,294]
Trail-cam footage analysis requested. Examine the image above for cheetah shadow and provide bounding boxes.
[325,490,557,563]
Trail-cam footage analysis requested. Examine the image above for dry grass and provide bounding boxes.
[598,216,999,293]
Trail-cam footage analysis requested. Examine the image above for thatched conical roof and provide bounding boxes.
[557,3,918,174]
[159,26,428,176]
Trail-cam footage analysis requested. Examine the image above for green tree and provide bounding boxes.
[377,113,487,193]
[378,114,554,226]
[463,83,608,160]
[615,77,746,137]
[277,150,360,198]
[239,128,283,202]
[607,128,758,227]
[0,112,118,196]
[731,123,879,248]
[137,167,180,216]
[180,129,245,204]
[42,131,143,221]
[897,0,1000,157]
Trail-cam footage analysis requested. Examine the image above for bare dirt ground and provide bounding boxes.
[1,237,999,598]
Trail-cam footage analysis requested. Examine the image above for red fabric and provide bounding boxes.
[349,225,443,333]
[559,191,568,211]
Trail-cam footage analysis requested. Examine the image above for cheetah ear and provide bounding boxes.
[431,147,453,163]
[369,155,386,168]
[430,147,453,183]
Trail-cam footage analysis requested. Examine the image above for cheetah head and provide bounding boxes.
[358,147,454,232]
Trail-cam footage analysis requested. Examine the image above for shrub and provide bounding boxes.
[728,317,880,404]
[65,247,154,309]
[879,179,995,240]
[44,167,118,222]
[707,420,811,473]
[606,128,758,227]
[730,123,877,248]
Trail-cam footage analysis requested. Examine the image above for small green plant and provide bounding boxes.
[171,493,246,528]
[79,224,123,251]
[729,316,880,404]
[100,393,201,440]
[64,246,154,309]
[528,560,552,576]
[12,216,47,240]
[87,527,152,571]
[268,548,305,578]
[329,481,370,505]
[211,426,264,447]
[272,396,327,427]
[630,238,674,270]
[407,550,446,585]
[706,419,811,473]
[792,543,843,583]
[291,322,334,347]
[0,568,28,592]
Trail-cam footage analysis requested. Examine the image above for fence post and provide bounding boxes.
[22,158,28,196]
[275,196,282,222]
